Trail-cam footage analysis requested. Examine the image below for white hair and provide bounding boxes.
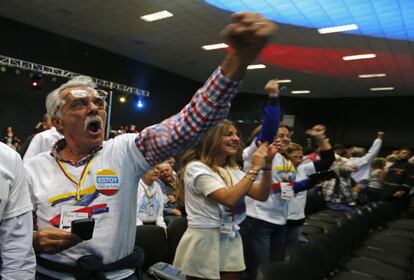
[46,76,96,119]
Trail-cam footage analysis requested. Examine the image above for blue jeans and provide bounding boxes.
[285,225,302,246]
[240,216,287,280]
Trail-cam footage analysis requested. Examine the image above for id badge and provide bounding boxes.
[146,203,156,217]
[281,182,294,200]
[59,205,90,231]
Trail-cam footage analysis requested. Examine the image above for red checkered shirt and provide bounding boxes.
[135,67,239,166]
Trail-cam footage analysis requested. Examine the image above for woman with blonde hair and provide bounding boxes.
[173,119,276,280]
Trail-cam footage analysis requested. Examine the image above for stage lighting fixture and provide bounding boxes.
[0,66,6,72]
[31,73,43,89]
[119,96,127,103]
[136,97,145,109]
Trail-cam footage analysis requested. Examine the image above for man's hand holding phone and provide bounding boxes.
[33,227,82,254]
[71,217,95,240]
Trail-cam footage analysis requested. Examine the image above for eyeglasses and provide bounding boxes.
[56,88,108,116]
[67,88,108,100]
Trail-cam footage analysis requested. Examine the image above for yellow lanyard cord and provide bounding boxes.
[281,157,293,182]
[224,168,234,189]
[56,158,93,201]
[142,184,156,200]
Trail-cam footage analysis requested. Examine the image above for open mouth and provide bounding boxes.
[226,143,239,149]
[84,116,103,134]
[87,120,101,133]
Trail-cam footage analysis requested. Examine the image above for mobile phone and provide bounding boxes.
[71,217,95,240]
[148,262,186,280]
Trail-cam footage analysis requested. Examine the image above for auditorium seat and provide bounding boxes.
[135,225,169,270]
[166,217,187,262]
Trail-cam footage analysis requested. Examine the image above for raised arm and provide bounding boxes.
[256,79,281,144]
[242,79,281,172]
[135,13,277,166]
[306,124,335,171]
[353,132,384,168]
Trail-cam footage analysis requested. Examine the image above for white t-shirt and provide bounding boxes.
[0,142,33,220]
[24,134,150,280]
[244,152,296,225]
[184,161,245,230]
[287,161,315,221]
[23,127,63,161]
[347,138,382,183]
[0,142,35,279]
[136,179,166,228]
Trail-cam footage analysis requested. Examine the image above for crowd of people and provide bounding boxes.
[1,11,413,280]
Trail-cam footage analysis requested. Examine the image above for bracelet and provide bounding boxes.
[247,169,260,175]
[244,175,256,182]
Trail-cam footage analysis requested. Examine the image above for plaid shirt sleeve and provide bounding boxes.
[135,67,239,166]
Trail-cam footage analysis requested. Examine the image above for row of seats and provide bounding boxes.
[134,217,187,272]
[258,199,414,280]
[134,191,414,280]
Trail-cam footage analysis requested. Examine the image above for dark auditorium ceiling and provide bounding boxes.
[0,0,413,98]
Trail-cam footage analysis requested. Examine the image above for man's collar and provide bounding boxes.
[51,139,102,167]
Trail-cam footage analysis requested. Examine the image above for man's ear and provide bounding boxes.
[52,117,64,134]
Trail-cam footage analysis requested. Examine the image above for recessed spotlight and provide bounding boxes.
[247,64,266,70]
[318,24,358,34]
[0,66,6,72]
[291,90,310,94]
[201,43,228,50]
[342,54,376,61]
[140,10,173,22]
[277,79,292,83]
[358,73,386,78]
[370,87,394,91]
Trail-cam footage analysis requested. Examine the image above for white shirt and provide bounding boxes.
[136,179,166,228]
[347,138,382,183]
[244,145,296,225]
[287,161,316,221]
[184,161,245,230]
[23,127,63,161]
[0,142,35,279]
[24,134,150,280]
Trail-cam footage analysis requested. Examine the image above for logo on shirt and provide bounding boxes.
[94,169,120,195]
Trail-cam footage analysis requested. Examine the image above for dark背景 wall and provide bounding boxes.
[0,16,412,154]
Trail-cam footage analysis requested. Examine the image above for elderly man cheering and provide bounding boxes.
[24,12,277,280]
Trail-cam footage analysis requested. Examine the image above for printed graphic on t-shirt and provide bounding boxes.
[47,169,121,227]
[47,185,110,227]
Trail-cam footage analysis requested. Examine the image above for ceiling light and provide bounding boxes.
[358,73,387,78]
[370,87,394,91]
[291,90,310,94]
[342,54,376,61]
[318,24,358,34]
[277,79,292,83]
[201,43,228,50]
[140,10,173,22]
[119,96,127,103]
[247,64,266,70]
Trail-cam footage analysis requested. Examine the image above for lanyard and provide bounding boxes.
[224,168,234,189]
[142,183,156,200]
[56,158,93,201]
[281,157,293,182]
